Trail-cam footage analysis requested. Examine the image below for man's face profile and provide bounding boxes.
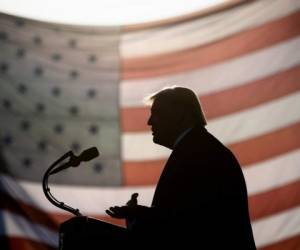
[147,98,180,148]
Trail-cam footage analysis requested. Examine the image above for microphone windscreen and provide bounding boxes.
[79,147,99,162]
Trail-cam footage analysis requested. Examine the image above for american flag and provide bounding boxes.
[1,0,300,249]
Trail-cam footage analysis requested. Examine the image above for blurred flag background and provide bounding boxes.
[0,0,300,249]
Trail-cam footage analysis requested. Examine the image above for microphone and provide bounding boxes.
[50,147,99,175]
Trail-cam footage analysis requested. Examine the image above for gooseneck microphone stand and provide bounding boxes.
[42,147,126,250]
[42,151,82,216]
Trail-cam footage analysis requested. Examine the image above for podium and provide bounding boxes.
[59,216,129,250]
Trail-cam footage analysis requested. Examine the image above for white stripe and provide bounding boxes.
[1,148,299,214]
[253,206,300,247]
[0,174,155,214]
[121,0,300,57]
[0,210,58,247]
[121,36,300,107]
[243,149,300,195]
[122,91,300,161]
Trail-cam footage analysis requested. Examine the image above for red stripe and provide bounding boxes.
[121,65,300,132]
[249,179,300,220]
[123,122,300,185]
[123,160,164,186]
[230,122,300,166]
[49,212,126,228]
[122,11,300,79]
[3,237,56,250]
[259,234,300,250]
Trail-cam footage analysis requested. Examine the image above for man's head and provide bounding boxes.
[145,86,207,149]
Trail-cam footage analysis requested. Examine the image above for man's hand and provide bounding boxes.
[106,206,130,219]
[106,205,149,219]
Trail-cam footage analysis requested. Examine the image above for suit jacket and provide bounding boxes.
[134,126,256,249]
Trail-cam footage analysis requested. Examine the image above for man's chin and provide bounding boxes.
[152,135,160,144]
[152,135,173,149]
[153,136,167,147]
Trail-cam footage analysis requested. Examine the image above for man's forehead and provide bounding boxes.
[151,98,171,111]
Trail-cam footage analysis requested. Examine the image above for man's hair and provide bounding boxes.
[144,86,207,126]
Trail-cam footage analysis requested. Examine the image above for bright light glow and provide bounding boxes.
[0,0,228,26]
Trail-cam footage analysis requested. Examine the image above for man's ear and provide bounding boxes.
[174,106,188,125]
[179,107,194,127]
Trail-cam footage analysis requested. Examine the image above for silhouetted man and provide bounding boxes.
[106,86,256,249]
